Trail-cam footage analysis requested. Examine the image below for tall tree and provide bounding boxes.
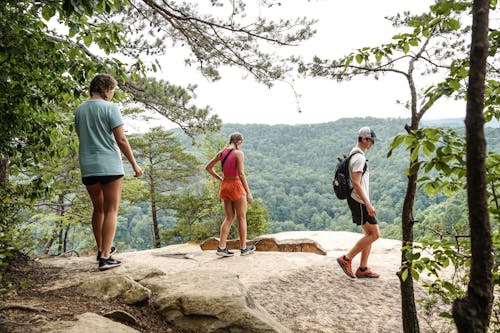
[452,0,493,331]
[129,127,200,248]
[297,2,498,331]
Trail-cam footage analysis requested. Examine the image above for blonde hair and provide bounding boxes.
[228,132,243,146]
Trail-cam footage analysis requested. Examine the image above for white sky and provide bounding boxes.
[131,0,467,130]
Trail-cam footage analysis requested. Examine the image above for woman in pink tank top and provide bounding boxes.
[205,132,256,257]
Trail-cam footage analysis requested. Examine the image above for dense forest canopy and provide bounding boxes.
[87,117,497,251]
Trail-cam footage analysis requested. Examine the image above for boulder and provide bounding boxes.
[200,236,326,255]
[142,269,290,333]
[78,275,150,305]
[200,237,256,251]
[103,310,138,325]
[42,312,140,333]
[255,237,327,255]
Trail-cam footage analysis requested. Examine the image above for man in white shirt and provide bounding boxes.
[337,127,380,278]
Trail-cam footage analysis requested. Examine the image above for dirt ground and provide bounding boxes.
[0,253,186,333]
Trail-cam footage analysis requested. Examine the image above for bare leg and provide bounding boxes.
[346,223,380,264]
[233,195,248,249]
[86,184,104,252]
[99,178,123,257]
[219,200,236,248]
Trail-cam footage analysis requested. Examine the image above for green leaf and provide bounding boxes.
[448,79,461,91]
[411,268,419,281]
[446,18,460,31]
[423,182,441,196]
[409,38,418,47]
[408,161,420,176]
[42,6,56,21]
[410,146,420,162]
[344,55,353,69]
[439,312,454,319]
[402,43,410,54]
[83,34,92,47]
[389,134,405,150]
[355,54,363,64]
[401,268,409,281]
[422,141,436,157]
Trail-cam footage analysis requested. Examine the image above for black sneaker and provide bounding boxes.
[240,245,256,256]
[216,247,235,257]
[98,257,121,271]
[97,246,116,261]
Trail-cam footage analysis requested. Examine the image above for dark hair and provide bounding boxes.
[89,74,117,99]
[228,132,243,145]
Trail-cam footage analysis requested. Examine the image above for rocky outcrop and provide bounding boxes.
[39,256,289,333]
[254,236,327,255]
[200,236,326,255]
[199,237,256,250]
[142,269,291,333]
[41,312,141,333]
[78,275,150,305]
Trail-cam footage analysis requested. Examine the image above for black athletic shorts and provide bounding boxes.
[347,195,378,226]
[82,175,123,186]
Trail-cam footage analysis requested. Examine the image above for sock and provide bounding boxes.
[343,255,351,261]
[101,255,110,260]
[359,267,367,271]
[218,247,226,250]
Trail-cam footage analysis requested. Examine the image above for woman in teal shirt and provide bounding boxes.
[75,74,142,271]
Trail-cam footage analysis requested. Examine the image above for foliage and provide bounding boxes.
[391,125,499,331]
[128,127,201,247]
[1,0,314,279]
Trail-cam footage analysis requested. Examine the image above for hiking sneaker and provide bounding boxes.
[240,245,256,256]
[97,246,116,261]
[216,247,235,257]
[98,256,121,271]
[337,256,356,278]
[355,267,380,278]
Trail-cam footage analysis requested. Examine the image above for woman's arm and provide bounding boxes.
[205,152,223,181]
[112,125,142,178]
[236,151,253,204]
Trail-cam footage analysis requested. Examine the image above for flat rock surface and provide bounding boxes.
[37,231,452,333]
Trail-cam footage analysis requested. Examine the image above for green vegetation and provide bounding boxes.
[22,118,499,255]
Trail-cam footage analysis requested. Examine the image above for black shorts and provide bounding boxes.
[82,175,123,186]
[347,196,378,226]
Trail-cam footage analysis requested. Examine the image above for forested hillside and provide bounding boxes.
[211,118,500,239]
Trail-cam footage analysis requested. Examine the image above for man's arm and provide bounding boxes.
[351,171,376,217]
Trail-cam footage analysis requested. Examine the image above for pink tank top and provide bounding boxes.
[220,148,238,177]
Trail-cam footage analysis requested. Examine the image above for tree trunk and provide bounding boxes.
[452,0,493,331]
[57,193,64,255]
[43,228,57,254]
[0,157,9,186]
[399,161,420,333]
[63,225,70,253]
[150,173,161,248]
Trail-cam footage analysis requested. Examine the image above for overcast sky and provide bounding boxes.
[131,0,466,130]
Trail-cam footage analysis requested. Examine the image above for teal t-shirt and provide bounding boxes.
[74,99,125,178]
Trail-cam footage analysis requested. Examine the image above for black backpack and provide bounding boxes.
[333,151,366,200]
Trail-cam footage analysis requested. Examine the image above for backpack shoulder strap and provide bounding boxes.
[348,151,367,175]
[221,149,234,170]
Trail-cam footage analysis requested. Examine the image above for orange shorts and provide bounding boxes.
[219,178,246,201]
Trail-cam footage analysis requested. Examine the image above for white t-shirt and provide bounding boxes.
[348,147,369,204]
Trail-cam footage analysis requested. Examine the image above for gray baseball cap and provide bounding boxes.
[358,127,377,141]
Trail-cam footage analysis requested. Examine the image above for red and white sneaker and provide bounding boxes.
[355,267,380,278]
[337,256,356,278]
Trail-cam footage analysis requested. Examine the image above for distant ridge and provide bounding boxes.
[422,117,500,128]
